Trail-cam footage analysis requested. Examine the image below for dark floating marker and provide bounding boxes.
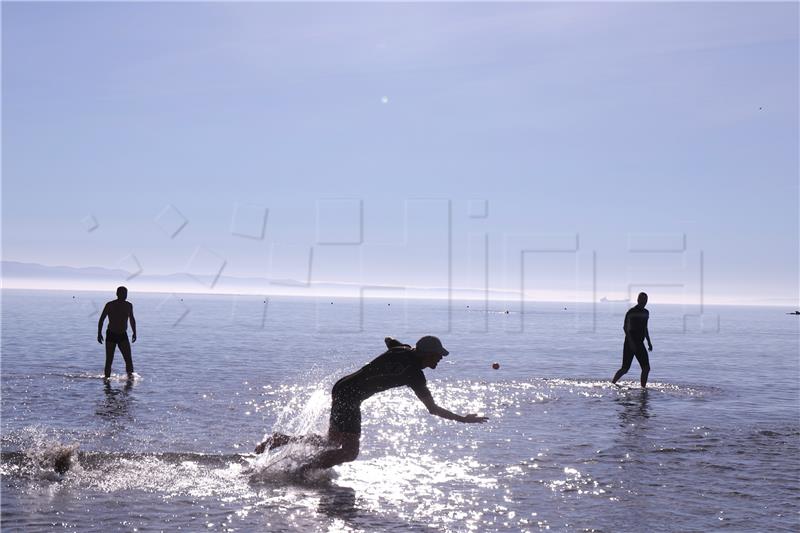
[504,310,509,314]
[492,362,500,370]
[53,452,72,475]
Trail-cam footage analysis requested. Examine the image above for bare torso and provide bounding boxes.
[104,300,132,334]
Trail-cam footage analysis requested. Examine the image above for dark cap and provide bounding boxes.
[415,336,449,356]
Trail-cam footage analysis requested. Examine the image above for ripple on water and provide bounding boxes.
[2,376,798,532]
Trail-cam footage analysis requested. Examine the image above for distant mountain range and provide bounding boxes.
[1,260,353,292]
[0,260,518,300]
[11,261,775,306]
[2,261,132,279]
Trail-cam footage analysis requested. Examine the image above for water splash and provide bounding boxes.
[0,427,80,480]
[247,384,336,483]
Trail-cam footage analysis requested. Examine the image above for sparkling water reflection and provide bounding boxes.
[2,290,799,531]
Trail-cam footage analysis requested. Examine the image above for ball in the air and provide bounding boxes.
[492,362,500,370]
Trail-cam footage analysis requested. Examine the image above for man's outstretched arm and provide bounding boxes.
[97,304,108,343]
[417,390,488,423]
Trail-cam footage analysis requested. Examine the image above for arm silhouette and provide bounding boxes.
[416,389,488,423]
[623,310,636,349]
[97,304,108,343]
[129,303,137,343]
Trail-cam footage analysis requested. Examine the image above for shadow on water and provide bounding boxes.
[615,389,651,430]
[96,379,134,420]
[315,483,434,531]
[317,484,357,520]
[605,389,656,507]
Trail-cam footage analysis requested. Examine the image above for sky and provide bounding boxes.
[2,2,798,305]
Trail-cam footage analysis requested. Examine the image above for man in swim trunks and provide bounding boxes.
[255,336,488,469]
[97,286,137,380]
[612,292,653,388]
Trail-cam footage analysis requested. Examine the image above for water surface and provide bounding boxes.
[2,289,798,531]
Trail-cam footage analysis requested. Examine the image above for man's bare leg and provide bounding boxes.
[118,339,134,377]
[104,340,116,380]
[298,429,360,471]
[254,432,327,454]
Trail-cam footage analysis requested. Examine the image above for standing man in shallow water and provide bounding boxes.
[97,286,137,380]
[255,336,488,470]
[612,292,653,388]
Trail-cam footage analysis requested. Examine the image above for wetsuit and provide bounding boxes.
[329,339,432,435]
[614,305,650,381]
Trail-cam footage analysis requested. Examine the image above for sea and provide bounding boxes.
[1,288,798,532]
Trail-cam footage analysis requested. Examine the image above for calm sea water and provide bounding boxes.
[1,289,798,532]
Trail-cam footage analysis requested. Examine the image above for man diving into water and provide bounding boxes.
[97,286,137,380]
[255,336,488,469]
[612,292,653,388]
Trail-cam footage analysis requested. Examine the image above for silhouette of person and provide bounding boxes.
[255,336,488,470]
[97,286,137,380]
[612,292,653,388]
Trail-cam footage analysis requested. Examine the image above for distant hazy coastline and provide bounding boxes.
[2,261,794,308]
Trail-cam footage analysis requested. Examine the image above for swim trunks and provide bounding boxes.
[105,329,129,345]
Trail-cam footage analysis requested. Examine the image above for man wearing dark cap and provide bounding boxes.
[255,336,488,470]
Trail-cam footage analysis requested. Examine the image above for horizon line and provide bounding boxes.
[2,260,797,308]
[1,283,796,309]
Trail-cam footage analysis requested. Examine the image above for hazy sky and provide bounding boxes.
[2,2,798,304]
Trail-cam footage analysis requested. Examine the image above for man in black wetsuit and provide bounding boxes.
[97,286,137,380]
[255,336,488,469]
[612,292,653,388]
